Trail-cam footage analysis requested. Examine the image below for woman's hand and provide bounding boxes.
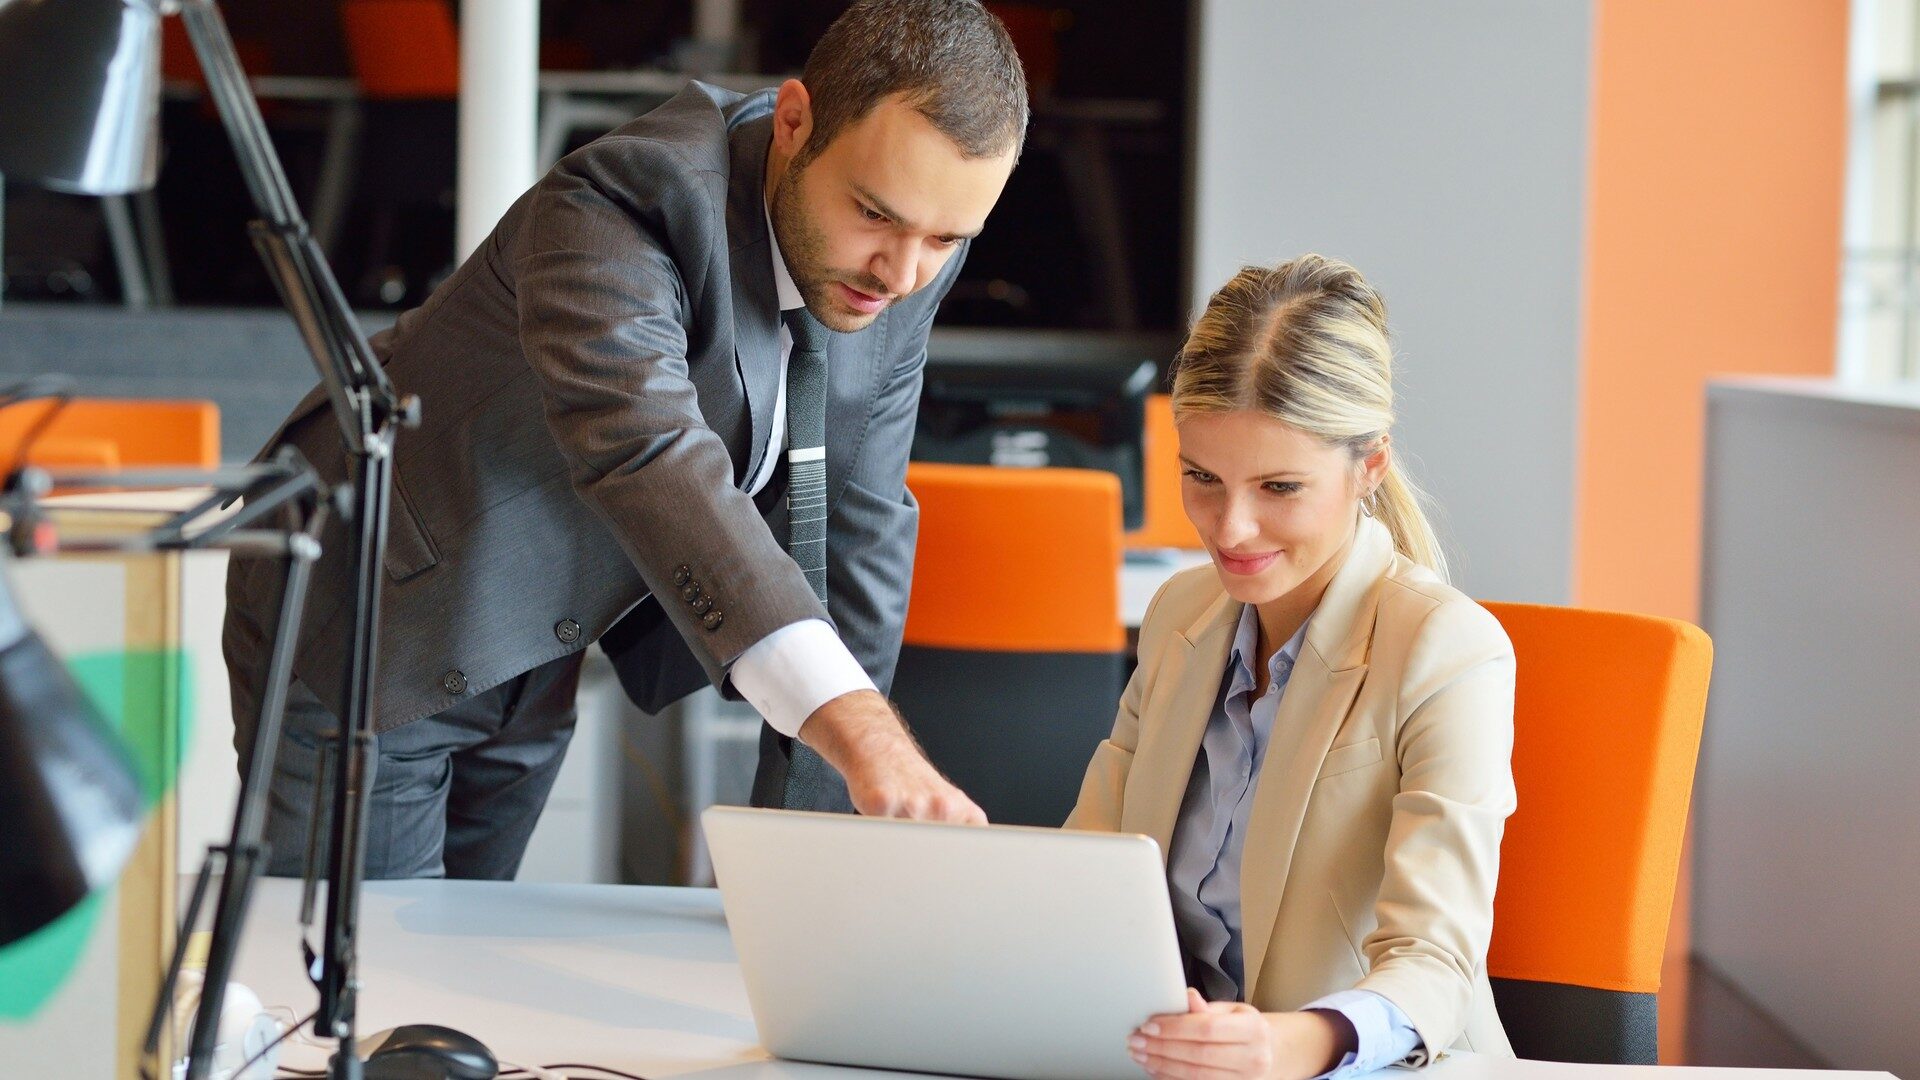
[1129,989,1354,1080]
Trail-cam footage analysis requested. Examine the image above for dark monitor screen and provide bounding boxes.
[912,329,1173,530]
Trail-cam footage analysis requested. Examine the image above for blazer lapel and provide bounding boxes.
[1123,589,1241,861]
[1239,518,1395,998]
[821,308,890,513]
[726,113,781,489]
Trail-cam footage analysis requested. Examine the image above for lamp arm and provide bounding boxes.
[174,4,419,1076]
[175,0,415,454]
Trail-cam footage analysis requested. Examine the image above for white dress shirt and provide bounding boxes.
[724,206,878,738]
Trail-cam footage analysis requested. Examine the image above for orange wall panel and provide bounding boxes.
[1575,1,1848,622]
[1577,3,1849,1063]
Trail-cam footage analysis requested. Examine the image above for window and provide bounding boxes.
[1843,0,1920,381]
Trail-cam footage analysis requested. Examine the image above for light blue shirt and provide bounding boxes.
[1165,602,1422,1079]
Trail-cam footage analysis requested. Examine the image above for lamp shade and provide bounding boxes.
[0,565,143,948]
[0,0,162,195]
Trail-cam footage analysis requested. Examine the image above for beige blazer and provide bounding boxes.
[1067,517,1516,1062]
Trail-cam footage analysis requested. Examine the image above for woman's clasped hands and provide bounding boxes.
[1129,989,1356,1080]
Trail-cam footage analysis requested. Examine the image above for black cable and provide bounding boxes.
[277,1062,652,1079]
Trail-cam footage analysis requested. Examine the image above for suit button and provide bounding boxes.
[672,565,692,587]
[691,596,712,615]
[703,611,724,632]
[442,670,468,695]
[555,619,581,644]
[681,583,701,603]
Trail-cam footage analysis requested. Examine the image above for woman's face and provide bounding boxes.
[1177,408,1386,608]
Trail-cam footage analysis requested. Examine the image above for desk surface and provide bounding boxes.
[228,879,1891,1080]
[1123,549,1212,627]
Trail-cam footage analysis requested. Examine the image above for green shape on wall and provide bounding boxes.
[0,648,191,1021]
[0,896,106,1021]
[68,649,194,806]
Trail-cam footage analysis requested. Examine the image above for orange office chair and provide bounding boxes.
[1479,602,1712,1063]
[1126,393,1201,550]
[0,398,220,474]
[893,463,1126,826]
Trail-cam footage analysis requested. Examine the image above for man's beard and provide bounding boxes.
[771,164,894,332]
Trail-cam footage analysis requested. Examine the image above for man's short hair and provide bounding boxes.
[799,0,1030,164]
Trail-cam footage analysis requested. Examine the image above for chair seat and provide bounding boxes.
[894,645,1122,828]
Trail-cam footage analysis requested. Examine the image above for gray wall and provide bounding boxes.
[0,304,397,460]
[1696,379,1920,1076]
[1188,0,1594,602]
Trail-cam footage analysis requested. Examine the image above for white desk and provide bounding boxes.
[227,879,1893,1080]
[1121,549,1212,627]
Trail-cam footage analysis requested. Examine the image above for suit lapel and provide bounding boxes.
[726,113,781,490]
[1123,589,1240,861]
[1239,518,1395,998]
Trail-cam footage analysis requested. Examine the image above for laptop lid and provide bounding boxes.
[703,806,1188,1080]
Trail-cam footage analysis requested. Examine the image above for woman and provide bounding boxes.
[1067,256,1516,1080]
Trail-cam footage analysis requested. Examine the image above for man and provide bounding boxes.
[224,0,1028,879]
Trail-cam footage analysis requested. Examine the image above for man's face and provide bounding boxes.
[770,91,1016,333]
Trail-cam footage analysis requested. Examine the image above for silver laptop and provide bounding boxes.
[703,806,1188,1080]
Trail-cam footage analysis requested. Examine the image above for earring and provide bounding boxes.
[1360,489,1377,517]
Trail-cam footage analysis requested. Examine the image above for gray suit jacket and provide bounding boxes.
[225,83,961,809]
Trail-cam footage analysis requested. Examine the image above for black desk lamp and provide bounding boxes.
[0,2,456,1078]
[0,552,145,948]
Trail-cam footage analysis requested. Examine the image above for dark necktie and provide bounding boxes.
[782,307,829,607]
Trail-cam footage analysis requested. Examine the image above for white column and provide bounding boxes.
[457,0,539,261]
[693,0,742,53]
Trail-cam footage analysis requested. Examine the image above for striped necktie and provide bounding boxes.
[782,307,829,606]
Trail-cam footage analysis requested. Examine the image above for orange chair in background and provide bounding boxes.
[0,399,220,474]
[1125,393,1201,551]
[1479,602,1711,1063]
[161,17,276,114]
[894,463,1125,825]
[339,0,459,99]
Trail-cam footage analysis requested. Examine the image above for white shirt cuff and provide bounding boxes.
[728,619,876,738]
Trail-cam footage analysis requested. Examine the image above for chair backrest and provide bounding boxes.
[0,399,220,474]
[895,463,1125,825]
[904,462,1124,654]
[162,18,276,120]
[1479,601,1712,1064]
[340,0,459,99]
[1125,393,1202,551]
[161,18,273,87]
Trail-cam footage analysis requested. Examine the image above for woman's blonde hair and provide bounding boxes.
[1170,254,1448,580]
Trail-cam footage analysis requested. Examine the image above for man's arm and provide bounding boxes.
[515,152,824,685]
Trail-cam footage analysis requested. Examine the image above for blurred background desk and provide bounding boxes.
[1123,549,1211,626]
[658,539,1210,887]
